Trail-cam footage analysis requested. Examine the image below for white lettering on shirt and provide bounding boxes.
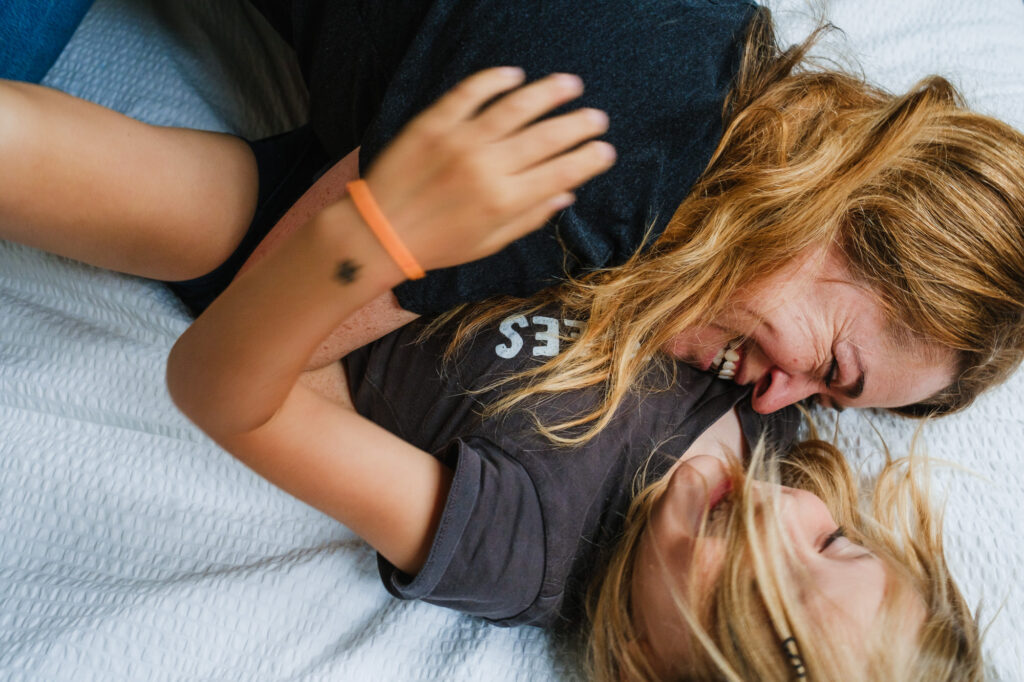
[495,315,529,358]
[531,316,560,357]
[564,319,584,340]
[494,314,585,359]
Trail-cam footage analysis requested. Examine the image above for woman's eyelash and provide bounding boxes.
[823,357,840,388]
[821,526,845,552]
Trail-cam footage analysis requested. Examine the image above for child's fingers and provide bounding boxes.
[487,193,577,249]
[516,140,617,202]
[497,107,609,172]
[471,73,584,140]
[409,67,527,136]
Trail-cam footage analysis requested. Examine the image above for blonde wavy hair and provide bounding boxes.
[586,436,983,681]
[436,6,1024,442]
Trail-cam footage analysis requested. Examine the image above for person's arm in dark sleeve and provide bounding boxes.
[379,438,547,623]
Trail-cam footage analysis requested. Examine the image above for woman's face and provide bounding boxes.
[663,249,957,414]
[630,455,918,677]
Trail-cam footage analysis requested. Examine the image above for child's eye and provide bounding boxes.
[820,526,845,552]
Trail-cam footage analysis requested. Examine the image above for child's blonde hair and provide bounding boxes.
[586,436,983,681]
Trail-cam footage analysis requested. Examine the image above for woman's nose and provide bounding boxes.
[749,366,819,414]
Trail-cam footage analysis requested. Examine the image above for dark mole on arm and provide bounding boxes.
[335,259,361,284]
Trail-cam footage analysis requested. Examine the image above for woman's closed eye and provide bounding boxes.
[820,526,845,552]
[823,355,840,389]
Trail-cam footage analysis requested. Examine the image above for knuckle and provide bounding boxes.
[538,122,569,148]
[553,164,579,187]
[457,72,495,103]
[453,81,480,105]
[429,129,465,158]
[491,189,516,214]
[475,115,505,138]
[444,152,488,193]
[473,181,514,218]
[456,147,490,176]
[409,116,443,145]
[500,96,531,119]
[479,98,528,134]
[544,156,577,182]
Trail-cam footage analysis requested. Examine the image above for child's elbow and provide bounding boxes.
[165,334,278,439]
[165,337,207,430]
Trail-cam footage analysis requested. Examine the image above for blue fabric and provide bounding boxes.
[0,0,95,82]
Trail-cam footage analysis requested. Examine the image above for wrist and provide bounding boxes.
[308,198,408,292]
[346,179,426,280]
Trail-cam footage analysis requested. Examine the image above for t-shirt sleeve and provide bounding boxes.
[736,402,801,454]
[377,436,547,625]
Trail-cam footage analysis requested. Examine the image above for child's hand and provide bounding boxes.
[362,67,616,272]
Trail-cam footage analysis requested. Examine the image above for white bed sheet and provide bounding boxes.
[0,0,1020,679]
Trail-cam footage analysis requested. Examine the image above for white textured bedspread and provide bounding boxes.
[0,0,1021,679]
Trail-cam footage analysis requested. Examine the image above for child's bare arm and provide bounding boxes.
[0,79,257,280]
[167,68,615,573]
[306,291,418,365]
[235,147,420,367]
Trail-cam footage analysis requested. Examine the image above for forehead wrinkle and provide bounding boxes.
[820,267,920,355]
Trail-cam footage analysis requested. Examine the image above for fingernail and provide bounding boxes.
[556,73,584,93]
[500,66,526,80]
[587,109,609,128]
[598,142,617,162]
[551,193,576,210]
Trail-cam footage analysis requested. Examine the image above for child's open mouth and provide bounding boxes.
[703,483,734,536]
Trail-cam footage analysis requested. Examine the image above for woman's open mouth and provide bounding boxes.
[710,338,743,382]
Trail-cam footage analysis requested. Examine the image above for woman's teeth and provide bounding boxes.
[711,339,742,380]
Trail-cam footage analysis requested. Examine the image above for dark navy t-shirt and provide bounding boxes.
[249,0,756,314]
[343,312,799,626]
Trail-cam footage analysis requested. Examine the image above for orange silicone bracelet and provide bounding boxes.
[346,179,426,280]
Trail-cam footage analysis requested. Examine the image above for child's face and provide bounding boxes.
[630,455,916,676]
